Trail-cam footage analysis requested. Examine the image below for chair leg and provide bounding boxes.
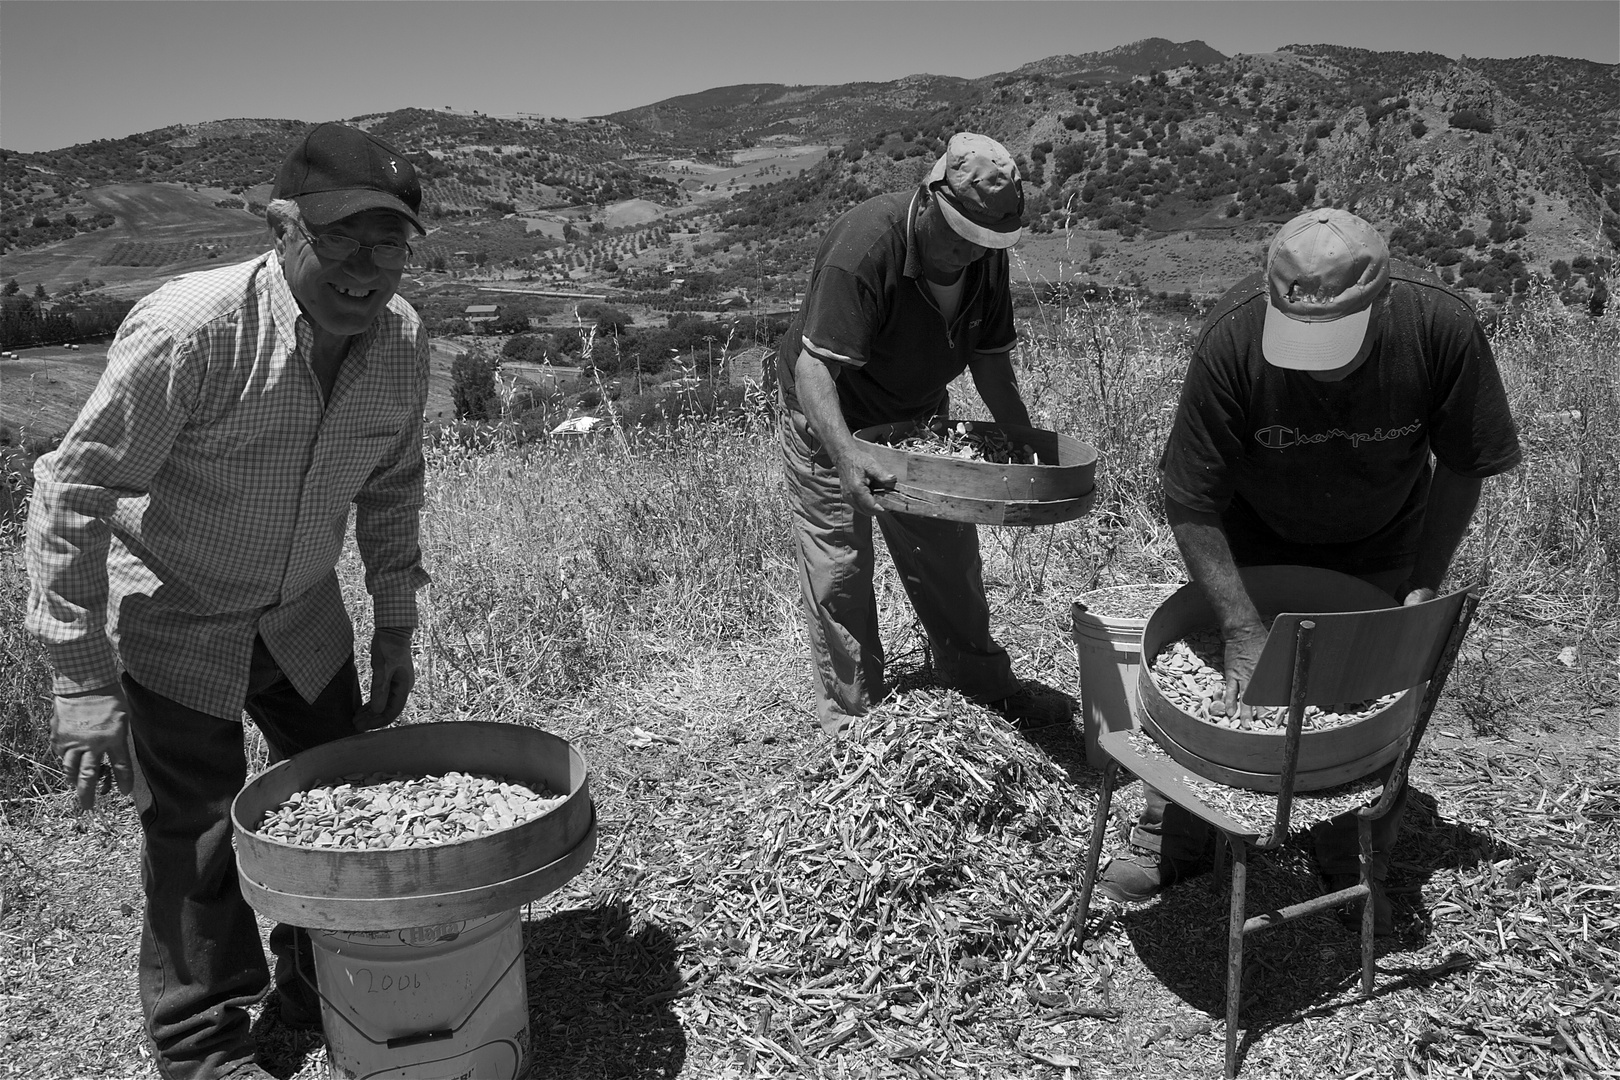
[1360,815,1375,995]
[1226,838,1247,1079]
[1072,759,1119,947]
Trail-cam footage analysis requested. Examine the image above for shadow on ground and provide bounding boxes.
[523,900,687,1080]
[1117,788,1512,1071]
[251,900,686,1080]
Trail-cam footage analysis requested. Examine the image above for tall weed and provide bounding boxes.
[407,412,797,722]
[1,292,1613,798]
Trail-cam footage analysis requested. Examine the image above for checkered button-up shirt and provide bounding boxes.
[25,250,431,720]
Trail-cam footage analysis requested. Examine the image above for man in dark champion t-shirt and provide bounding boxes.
[778,133,1069,736]
[1095,209,1521,932]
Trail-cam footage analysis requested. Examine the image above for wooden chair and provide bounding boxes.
[1072,584,1481,1078]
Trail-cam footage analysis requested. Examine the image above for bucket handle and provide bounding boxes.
[292,925,526,1048]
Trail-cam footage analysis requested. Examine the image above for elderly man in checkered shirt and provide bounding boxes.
[25,123,432,1080]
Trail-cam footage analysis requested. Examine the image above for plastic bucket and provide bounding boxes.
[1071,584,1182,768]
[310,908,528,1080]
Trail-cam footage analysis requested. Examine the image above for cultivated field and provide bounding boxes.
[0,183,271,298]
[0,293,1615,1078]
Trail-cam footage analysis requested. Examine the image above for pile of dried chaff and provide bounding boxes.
[638,688,1126,1072]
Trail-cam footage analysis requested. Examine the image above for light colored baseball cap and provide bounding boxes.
[926,132,1024,249]
[1262,208,1390,370]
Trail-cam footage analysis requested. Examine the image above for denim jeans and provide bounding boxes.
[781,407,1017,732]
[125,636,362,1080]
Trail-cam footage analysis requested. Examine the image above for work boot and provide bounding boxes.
[273,987,323,1033]
[1324,872,1394,935]
[988,683,1075,731]
[1094,845,1210,904]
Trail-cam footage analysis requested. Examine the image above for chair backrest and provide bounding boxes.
[1242,586,1474,707]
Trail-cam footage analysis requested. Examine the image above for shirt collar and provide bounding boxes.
[903,188,925,281]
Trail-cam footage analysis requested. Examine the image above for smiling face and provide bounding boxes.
[275,208,412,339]
[915,195,989,285]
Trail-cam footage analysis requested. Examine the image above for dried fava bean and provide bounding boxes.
[257,771,566,851]
[1075,583,1182,620]
[890,421,1037,465]
[1147,627,1400,732]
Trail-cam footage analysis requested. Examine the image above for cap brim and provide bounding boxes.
[936,195,1020,249]
[295,190,424,234]
[1262,302,1372,370]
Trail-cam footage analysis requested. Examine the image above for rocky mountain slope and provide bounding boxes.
[2,39,1614,310]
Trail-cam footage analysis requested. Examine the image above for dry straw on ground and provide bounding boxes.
[1,291,1616,1078]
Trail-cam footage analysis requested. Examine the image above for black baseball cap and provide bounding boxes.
[272,122,424,233]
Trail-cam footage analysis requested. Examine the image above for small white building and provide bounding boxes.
[464,304,501,332]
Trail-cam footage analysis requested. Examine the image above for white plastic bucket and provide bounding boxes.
[308,908,529,1080]
[1071,585,1181,768]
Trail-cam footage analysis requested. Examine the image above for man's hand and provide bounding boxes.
[1402,586,1438,606]
[51,686,135,811]
[1214,622,1269,721]
[834,448,897,517]
[357,627,415,731]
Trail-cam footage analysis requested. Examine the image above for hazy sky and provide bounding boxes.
[3,1,1616,153]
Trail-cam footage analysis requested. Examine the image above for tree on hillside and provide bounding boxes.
[33,284,47,300]
[3,280,17,296]
[450,352,500,421]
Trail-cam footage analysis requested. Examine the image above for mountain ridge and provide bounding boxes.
[2,39,1614,314]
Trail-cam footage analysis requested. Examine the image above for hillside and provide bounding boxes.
[1,38,1615,340]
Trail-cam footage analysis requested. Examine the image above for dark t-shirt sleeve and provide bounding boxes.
[1160,321,1249,514]
[798,266,880,370]
[1424,292,1522,477]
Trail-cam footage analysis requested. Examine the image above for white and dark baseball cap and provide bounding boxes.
[272,122,424,233]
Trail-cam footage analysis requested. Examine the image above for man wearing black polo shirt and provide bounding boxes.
[777,132,1065,736]
[1096,208,1521,932]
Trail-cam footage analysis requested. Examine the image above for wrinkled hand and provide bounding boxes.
[1402,586,1438,606]
[835,448,897,517]
[52,686,135,811]
[1213,622,1269,722]
[357,627,415,731]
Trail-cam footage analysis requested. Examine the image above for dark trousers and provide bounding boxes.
[1131,565,1414,879]
[125,637,362,1080]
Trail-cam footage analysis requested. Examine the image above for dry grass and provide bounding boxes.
[1,293,1616,1079]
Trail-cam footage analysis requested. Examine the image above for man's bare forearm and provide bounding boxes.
[1406,461,1483,595]
[1165,495,1264,634]
[968,350,1032,429]
[793,348,858,463]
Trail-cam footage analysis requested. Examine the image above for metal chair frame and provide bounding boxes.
[1073,586,1481,1077]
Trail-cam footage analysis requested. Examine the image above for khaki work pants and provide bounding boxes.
[781,407,1017,733]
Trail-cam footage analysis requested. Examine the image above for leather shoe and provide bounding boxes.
[988,684,1075,731]
[274,987,324,1033]
[1095,846,1210,904]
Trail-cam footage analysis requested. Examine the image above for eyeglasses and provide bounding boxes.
[294,221,412,270]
